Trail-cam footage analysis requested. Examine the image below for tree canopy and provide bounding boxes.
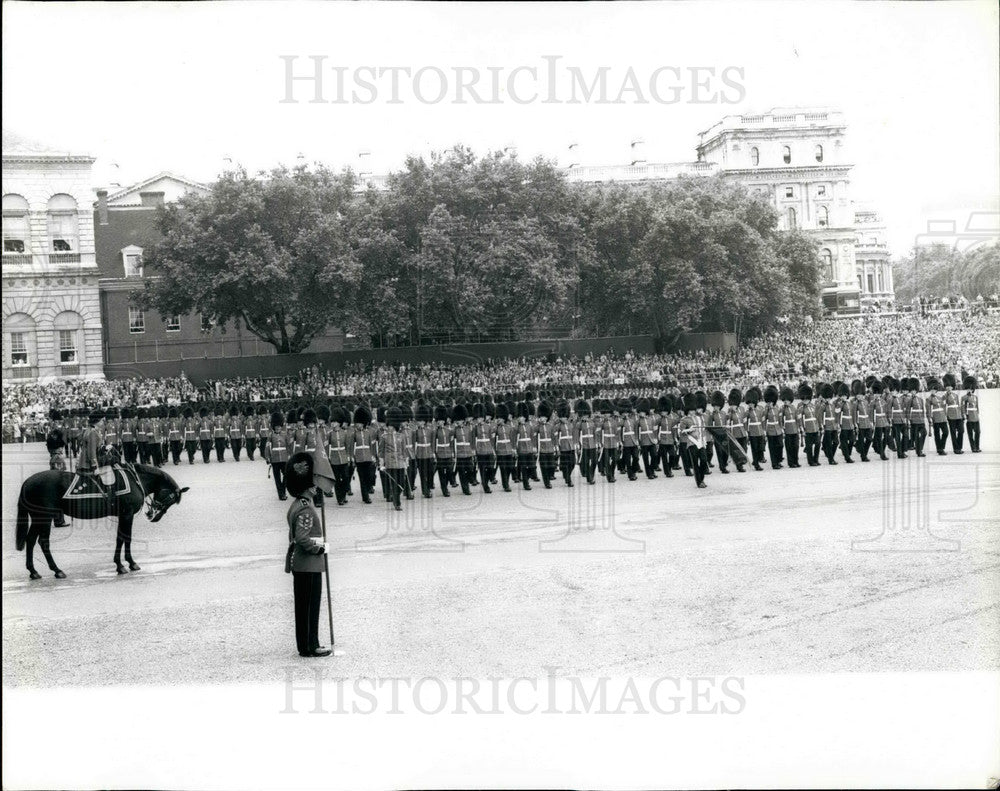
[892,241,1000,304]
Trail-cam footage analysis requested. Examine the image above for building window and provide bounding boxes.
[787,208,797,230]
[785,186,794,198]
[821,249,834,281]
[815,144,824,162]
[817,206,829,227]
[47,194,79,253]
[166,314,181,332]
[817,185,827,197]
[867,273,875,293]
[129,307,145,334]
[201,314,215,333]
[2,194,30,254]
[123,246,144,278]
[750,147,759,166]
[58,330,77,364]
[10,332,28,366]
[782,145,791,164]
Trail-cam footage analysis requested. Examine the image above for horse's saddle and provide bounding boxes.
[64,465,133,500]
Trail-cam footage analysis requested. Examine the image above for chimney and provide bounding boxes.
[140,191,165,208]
[96,189,109,226]
[630,139,646,166]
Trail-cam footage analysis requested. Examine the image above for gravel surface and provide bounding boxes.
[4,392,998,687]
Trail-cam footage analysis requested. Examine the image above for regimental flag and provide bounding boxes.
[309,450,336,497]
[707,427,749,467]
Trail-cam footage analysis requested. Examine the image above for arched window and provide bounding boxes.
[2,194,30,255]
[782,145,791,164]
[750,147,759,166]
[47,194,79,256]
[821,249,834,282]
[815,144,824,162]
[53,310,83,366]
[817,206,829,227]
[6,312,36,369]
[787,207,797,230]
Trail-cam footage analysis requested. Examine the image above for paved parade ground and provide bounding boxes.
[4,393,999,687]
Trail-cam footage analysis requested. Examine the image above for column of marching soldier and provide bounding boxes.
[44,373,982,511]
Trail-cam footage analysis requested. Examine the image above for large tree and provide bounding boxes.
[138,165,361,353]
[892,240,1000,304]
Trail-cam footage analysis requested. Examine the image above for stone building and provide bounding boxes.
[2,132,104,383]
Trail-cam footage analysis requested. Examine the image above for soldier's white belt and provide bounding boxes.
[331,446,346,451]
[416,442,431,447]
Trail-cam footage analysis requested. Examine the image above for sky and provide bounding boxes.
[3,0,998,257]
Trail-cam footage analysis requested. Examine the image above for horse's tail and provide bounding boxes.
[16,496,29,551]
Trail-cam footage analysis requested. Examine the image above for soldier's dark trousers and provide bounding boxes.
[932,423,949,454]
[330,463,350,504]
[245,438,257,460]
[496,455,515,489]
[214,438,227,462]
[689,446,708,486]
[854,428,873,461]
[185,440,198,464]
[948,418,964,453]
[640,445,657,478]
[715,440,730,472]
[822,430,839,463]
[892,424,908,458]
[456,457,476,495]
[872,427,889,459]
[122,442,138,464]
[580,448,599,483]
[783,433,800,466]
[601,449,619,481]
[138,442,150,465]
[766,434,784,468]
[519,455,537,489]
[407,459,417,491]
[354,462,375,502]
[271,462,286,498]
[436,463,453,495]
[417,458,436,496]
[909,424,927,455]
[748,436,765,468]
[705,443,714,467]
[150,444,163,467]
[838,429,855,461]
[386,468,407,508]
[559,451,576,485]
[292,571,322,656]
[622,445,639,477]
[230,439,242,461]
[657,445,674,477]
[801,432,818,465]
[169,440,182,465]
[967,421,980,452]
[539,453,558,486]
[476,459,494,493]
[679,444,693,476]
[200,439,212,463]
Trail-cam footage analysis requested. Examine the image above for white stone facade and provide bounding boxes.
[2,143,104,383]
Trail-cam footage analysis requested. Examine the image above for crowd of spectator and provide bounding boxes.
[4,311,998,443]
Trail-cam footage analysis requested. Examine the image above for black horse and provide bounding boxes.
[15,462,188,579]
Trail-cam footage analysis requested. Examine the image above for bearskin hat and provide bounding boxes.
[484,401,496,419]
[284,452,315,498]
[654,394,669,412]
[414,403,431,423]
[836,382,850,398]
[575,399,591,417]
[864,375,878,390]
[271,410,285,429]
[244,406,255,418]
[725,388,740,407]
[376,405,386,425]
[537,400,553,420]
[710,390,726,409]
[433,404,449,422]
[353,406,372,426]
[925,377,940,391]
[556,400,571,419]
[745,387,761,405]
[851,379,864,397]
[471,402,485,420]
[616,398,631,413]
[199,406,209,418]
[636,397,651,414]
[832,381,845,397]
[870,380,883,395]
[797,383,814,401]
[496,403,510,421]
[694,390,708,411]
[681,392,697,414]
[942,373,957,389]
[515,401,530,420]
[183,407,194,419]
[452,403,469,422]
[316,404,330,424]
[764,385,779,405]
[963,375,978,391]
[524,391,535,403]
[88,411,103,425]
[302,408,317,427]
[821,383,835,399]
[214,404,224,416]
[386,406,404,429]
[286,408,299,425]
[49,408,62,421]
[779,386,795,402]
[399,405,413,423]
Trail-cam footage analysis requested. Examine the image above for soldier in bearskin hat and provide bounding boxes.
[597,399,621,483]
[618,398,640,480]
[962,375,981,453]
[136,407,151,465]
[635,397,658,480]
[677,391,709,488]
[378,407,412,510]
[167,406,184,465]
[553,400,577,487]
[850,380,873,462]
[834,382,855,463]
[655,395,677,478]
[120,406,138,464]
[243,406,259,461]
[182,406,198,464]
[514,400,537,490]
[226,404,244,462]
[926,377,949,455]
[492,402,516,491]
[198,405,214,464]
[869,378,891,461]
[761,385,784,469]
[450,403,476,495]
[942,374,964,453]
[797,383,821,466]
[283,451,331,658]
[266,410,291,500]
[351,404,377,503]
[575,398,600,485]
[778,386,800,468]
[432,404,456,496]
[818,382,840,464]
[536,400,558,488]
[886,377,909,459]
[326,407,352,506]
[905,377,928,457]
[744,387,765,471]
[413,403,437,498]
[706,391,731,473]
[212,403,228,463]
